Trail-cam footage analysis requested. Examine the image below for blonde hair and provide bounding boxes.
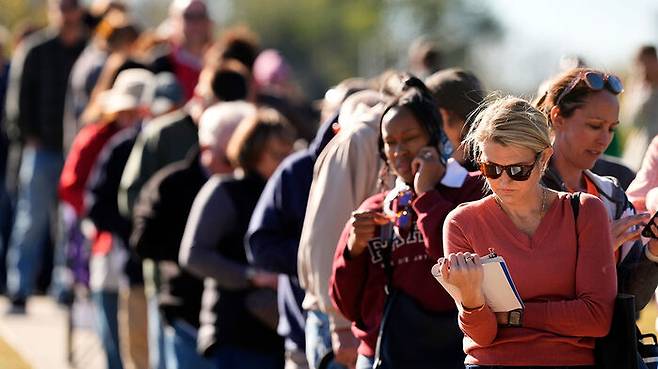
[464,95,551,163]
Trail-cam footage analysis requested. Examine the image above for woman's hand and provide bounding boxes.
[610,213,651,250]
[439,252,485,309]
[412,146,445,195]
[347,210,390,257]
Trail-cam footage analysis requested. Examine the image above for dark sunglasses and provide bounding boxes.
[479,153,541,182]
[555,71,623,107]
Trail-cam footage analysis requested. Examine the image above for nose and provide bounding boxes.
[598,129,613,148]
[392,142,408,157]
[498,170,513,186]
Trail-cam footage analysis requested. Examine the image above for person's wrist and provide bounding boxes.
[347,235,366,257]
[460,289,485,310]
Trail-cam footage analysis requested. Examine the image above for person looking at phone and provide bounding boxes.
[329,75,484,369]
[440,96,616,369]
[535,68,658,311]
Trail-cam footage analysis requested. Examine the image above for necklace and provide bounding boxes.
[494,186,548,216]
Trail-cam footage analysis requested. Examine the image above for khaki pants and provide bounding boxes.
[119,285,149,369]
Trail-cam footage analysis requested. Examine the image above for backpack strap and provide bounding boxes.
[571,192,581,221]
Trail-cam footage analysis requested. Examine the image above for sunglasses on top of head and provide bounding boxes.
[478,152,542,182]
[555,71,623,107]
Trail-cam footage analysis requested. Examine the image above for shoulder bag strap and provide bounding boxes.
[373,223,397,369]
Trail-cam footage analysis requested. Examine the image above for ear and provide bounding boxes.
[438,108,451,126]
[549,105,564,130]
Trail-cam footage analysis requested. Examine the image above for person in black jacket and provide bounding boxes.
[131,101,255,369]
[4,0,88,313]
[179,108,296,369]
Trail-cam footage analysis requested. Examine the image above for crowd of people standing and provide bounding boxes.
[2,0,658,369]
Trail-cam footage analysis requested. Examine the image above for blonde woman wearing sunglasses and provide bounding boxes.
[440,96,616,368]
[536,68,658,314]
[328,75,483,369]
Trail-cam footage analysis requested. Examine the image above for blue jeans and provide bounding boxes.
[211,345,283,369]
[305,310,348,369]
[6,146,62,301]
[147,285,167,369]
[164,319,213,369]
[0,173,12,293]
[93,290,124,369]
[355,355,374,369]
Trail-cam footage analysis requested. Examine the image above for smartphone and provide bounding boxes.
[641,210,658,238]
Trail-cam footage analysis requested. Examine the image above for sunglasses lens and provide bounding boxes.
[508,166,533,181]
[585,72,605,90]
[607,75,624,94]
[508,166,523,176]
[480,163,502,179]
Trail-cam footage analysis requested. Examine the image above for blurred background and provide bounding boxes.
[2,0,658,96]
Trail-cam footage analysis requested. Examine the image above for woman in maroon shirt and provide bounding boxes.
[329,75,484,369]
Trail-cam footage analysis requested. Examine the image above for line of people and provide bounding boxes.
[2,1,658,369]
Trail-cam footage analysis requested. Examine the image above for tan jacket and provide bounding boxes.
[297,102,383,330]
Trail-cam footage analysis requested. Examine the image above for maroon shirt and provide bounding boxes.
[329,174,485,356]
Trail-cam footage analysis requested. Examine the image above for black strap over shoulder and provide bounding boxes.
[571,192,581,221]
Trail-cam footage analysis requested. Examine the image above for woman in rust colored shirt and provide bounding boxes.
[439,96,616,368]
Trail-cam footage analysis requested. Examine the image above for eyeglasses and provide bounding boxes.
[478,153,541,182]
[555,71,623,107]
[391,190,414,236]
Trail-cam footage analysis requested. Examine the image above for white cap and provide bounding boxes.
[101,68,155,114]
[198,101,256,149]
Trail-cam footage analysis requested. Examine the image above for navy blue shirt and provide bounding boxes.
[246,113,337,351]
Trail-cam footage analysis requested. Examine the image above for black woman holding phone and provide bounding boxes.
[535,67,658,312]
[329,75,484,369]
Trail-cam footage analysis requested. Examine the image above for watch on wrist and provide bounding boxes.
[507,309,523,327]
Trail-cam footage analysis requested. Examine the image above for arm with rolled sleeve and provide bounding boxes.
[522,196,616,337]
[442,211,498,346]
[179,177,251,289]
